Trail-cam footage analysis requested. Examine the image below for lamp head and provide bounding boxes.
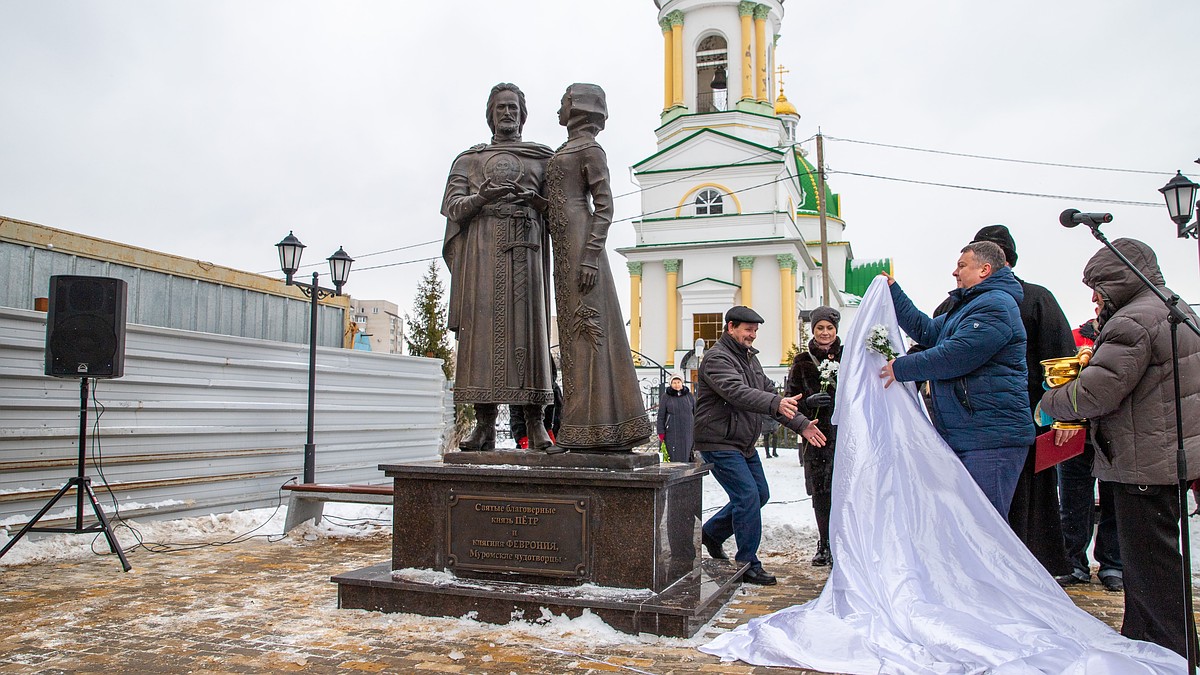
[327,247,353,295]
[275,231,305,283]
[1159,171,1198,232]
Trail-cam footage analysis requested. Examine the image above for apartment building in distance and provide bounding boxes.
[350,299,404,354]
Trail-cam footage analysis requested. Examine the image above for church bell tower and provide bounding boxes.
[657,0,781,123]
[623,1,881,380]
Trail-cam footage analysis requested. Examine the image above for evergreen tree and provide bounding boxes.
[405,261,454,379]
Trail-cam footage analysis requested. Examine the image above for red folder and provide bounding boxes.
[1034,429,1086,473]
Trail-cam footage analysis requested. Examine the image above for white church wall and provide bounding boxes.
[654,110,784,151]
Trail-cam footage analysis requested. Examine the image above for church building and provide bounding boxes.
[619,0,890,382]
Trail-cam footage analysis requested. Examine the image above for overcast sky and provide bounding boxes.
[2,0,1198,328]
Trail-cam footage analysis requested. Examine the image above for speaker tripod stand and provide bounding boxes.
[0,377,131,571]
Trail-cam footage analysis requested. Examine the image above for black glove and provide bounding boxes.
[804,392,832,409]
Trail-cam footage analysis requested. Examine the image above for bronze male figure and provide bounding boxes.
[441,83,554,451]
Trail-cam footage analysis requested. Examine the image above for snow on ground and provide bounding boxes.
[0,450,818,568]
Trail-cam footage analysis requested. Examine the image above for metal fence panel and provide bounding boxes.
[0,307,447,534]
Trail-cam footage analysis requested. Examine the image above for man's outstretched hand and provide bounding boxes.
[777,394,803,420]
[800,420,827,447]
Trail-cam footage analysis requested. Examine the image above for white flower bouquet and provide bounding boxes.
[817,359,839,392]
[867,324,900,361]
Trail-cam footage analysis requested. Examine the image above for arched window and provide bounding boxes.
[695,188,724,216]
[695,34,728,112]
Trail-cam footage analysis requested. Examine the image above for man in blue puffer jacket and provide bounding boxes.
[880,240,1035,517]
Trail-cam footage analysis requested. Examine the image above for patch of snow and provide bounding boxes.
[390,567,656,600]
[0,501,392,566]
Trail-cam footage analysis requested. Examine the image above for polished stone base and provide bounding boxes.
[334,558,747,638]
[444,448,660,470]
[331,459,736,637]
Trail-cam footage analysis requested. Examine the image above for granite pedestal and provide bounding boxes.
[333,450,747,637]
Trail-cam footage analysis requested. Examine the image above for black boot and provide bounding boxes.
[459,404,497,452]
[523,404,553,451]
[811,539,831,567]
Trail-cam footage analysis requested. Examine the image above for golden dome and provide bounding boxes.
[774,91,798,117]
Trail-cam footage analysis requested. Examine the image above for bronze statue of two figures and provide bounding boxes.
[442,83,653,454]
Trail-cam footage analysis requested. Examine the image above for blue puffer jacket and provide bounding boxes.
[890,266,1035,452]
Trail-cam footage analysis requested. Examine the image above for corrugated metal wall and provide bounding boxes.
[0,235,345,348]
[0,307,447,533]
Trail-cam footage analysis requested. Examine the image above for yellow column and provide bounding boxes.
[627,261,643,365]
[668,11,685,107]
[778,254,795,362]
[790,259,800,362]
[660,19,673,111]
[753,4,769,102]
[664,259,680,367]
[736,255,755,307]
[738,2,755,101]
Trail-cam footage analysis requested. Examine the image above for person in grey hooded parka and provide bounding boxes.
[1041,237,1200,658]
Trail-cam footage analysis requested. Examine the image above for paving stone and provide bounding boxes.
[0,532,1170,674]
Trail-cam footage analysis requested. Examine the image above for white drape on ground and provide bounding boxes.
[699,277,1184,674]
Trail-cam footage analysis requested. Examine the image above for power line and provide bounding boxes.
[274,134,1167,275]
[824,136,1173,176]
[614,170,812,224]
[354,255,440,272]
[831,169,1162,207]
[258,238,440,274]
[308,151,804,273]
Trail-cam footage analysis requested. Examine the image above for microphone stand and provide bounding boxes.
[1080,221,1200,670]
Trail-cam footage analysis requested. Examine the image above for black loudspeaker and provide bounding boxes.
[45,275,128,379]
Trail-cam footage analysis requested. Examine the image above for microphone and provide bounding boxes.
[1060,208,1114,228]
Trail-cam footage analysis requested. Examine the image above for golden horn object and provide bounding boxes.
[1040,348,1092,430]
[1040,355,1084,389]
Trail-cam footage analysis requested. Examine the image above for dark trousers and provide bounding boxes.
[1007,445,1071,576]
[701,450,769,566]
[761,431,777,456]
[1112,481,1197,658]
[1057,445,1121,580]
[954,445,1027,519]
[812,492,831,544]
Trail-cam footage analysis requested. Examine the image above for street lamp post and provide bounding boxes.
[1159,163,1200,272]
[275,231,353,484]
[1158,165,1200,672]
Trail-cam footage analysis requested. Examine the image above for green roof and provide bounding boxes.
[792,149,841,220]
[844,258,893,297]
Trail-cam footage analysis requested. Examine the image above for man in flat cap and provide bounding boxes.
[695,305,827,585]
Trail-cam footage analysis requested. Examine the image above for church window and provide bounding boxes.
[693,313,722,351]
[695,34,728,112]
[695,188,724,216]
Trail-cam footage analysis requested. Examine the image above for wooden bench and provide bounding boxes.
[281,483,393,533]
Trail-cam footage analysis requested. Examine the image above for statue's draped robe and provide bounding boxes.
[546,139,652,449]
[442,140,554,406]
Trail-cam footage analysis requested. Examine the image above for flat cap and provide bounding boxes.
[725,305,765,325]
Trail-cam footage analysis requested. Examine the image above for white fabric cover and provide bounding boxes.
[699,277,1184,674]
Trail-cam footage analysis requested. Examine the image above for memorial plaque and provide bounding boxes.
[446,493,589,578]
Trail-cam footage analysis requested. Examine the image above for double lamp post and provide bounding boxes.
[275,232,353,484]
